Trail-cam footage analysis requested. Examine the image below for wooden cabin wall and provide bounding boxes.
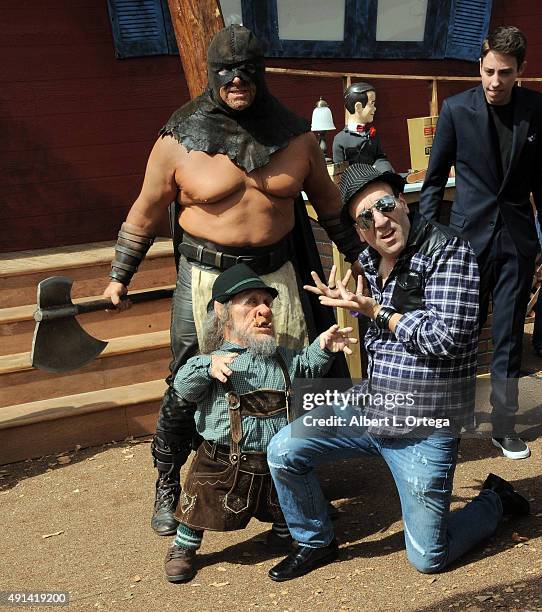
[1,1,186,252]
[2,0,542,252]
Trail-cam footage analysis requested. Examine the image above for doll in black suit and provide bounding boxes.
[332,82,393,172]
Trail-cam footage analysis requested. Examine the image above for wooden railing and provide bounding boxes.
[266,66,542,118]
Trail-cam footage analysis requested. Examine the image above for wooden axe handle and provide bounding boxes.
[34,287,175,321]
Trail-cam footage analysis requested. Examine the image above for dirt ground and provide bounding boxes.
[2,332,542,612]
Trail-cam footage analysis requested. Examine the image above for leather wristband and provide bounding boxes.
[109,223,154,286]
[374,305,397,331]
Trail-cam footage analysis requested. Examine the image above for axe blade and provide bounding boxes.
[31,275,108,373]
[31,317,108,373]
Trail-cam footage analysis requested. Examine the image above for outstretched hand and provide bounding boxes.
[303,264,353,300]
[320,324,358,355]
[319,274,379,320]
[210,353,238,383]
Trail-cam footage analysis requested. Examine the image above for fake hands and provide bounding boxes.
[319,324,358,355]
[210,353,238,383]
[303,264,352,300]
[306,267,379,320]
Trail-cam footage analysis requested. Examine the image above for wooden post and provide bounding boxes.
[166,0,225,99]
[430,78,438,116]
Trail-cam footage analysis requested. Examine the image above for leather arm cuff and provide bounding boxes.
[109,223,154,286]
[374,306,397,331]
[318,215,363,263]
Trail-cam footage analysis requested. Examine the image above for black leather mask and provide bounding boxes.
[159,25,310,173]
[206,25,266,110]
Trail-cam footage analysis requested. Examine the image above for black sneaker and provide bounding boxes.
[482,473,530,516]
[491,436,530,460]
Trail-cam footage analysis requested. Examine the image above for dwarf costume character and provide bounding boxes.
[148,25,359,537]
[163,264,337,583]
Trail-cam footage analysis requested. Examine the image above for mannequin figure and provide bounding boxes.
[332,82,394,172]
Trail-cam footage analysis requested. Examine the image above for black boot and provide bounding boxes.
[151,435,190,536]
[482,473,530,516]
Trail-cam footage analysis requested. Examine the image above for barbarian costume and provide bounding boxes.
[149,25,360,537]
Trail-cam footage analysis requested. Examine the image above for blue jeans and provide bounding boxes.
[267,403,503,573]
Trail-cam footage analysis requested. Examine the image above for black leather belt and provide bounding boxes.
[203,441,269,473]
[179,236,290,275]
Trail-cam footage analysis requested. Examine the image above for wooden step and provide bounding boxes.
[0,238,176,308]
[0,285,173,356]
[0,379,167,464]
[0,330,171,407]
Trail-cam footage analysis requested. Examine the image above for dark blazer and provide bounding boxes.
[420,84,542,258]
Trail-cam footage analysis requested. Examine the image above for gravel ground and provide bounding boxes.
[2,335,541,612]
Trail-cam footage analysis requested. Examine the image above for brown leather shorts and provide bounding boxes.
[175,441,285,531]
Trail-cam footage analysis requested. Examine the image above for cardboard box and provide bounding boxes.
[407,115,438,171]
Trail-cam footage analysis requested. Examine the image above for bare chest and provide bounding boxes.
[176,148,306,205]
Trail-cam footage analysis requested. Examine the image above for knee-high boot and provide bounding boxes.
[151,433,191,536]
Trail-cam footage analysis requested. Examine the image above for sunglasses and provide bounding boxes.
[355,194,397,230]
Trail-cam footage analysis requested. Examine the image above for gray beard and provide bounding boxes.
[235,328,277,358]
[199,306,277,357]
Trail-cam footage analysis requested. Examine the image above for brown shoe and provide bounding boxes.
[164,545,197,583]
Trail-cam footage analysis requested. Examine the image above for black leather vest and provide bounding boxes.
[390,213,463,313]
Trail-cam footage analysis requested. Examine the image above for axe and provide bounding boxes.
[31,276,174,373]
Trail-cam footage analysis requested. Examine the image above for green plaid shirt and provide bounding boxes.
[173,339,334,451]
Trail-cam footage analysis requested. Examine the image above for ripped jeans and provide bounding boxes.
[267,403,503,573]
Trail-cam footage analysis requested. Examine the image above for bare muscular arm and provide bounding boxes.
[103,135,180,305]
[125,135,180,232]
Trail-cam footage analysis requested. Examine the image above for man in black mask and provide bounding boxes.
[102,25,361,536]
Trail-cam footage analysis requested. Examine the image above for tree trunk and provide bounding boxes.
[166,0,225,99]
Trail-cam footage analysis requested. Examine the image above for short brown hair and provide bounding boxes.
[481,25,527,68]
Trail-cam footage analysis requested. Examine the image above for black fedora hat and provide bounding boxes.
[339,164,406,225]
[207,263,278,311]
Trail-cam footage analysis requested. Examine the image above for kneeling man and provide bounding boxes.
[164,263,356,582]
[267,164,530,581]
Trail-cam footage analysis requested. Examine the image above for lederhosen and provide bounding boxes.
[175,352,292,531]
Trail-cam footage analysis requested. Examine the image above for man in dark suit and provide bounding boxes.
[420,25,542,459]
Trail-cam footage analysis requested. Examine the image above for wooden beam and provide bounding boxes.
[166,0,225,99]
[430,78,439,116]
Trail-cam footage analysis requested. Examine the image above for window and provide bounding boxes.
[243,0,493,61]
[107,0,492,62]
[107,0,176,58]
[107,0,242,58]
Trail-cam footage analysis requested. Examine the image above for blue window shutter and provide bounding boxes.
[107,0,170,58]
[161,0,179,55]
[445,0,493,61]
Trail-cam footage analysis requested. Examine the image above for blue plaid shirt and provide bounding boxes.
[354,213,480,435]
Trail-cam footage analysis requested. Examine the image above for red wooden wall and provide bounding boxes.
[2,0,542,253]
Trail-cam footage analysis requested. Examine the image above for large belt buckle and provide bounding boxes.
[225,391,240,410]
[235,255,256,266]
